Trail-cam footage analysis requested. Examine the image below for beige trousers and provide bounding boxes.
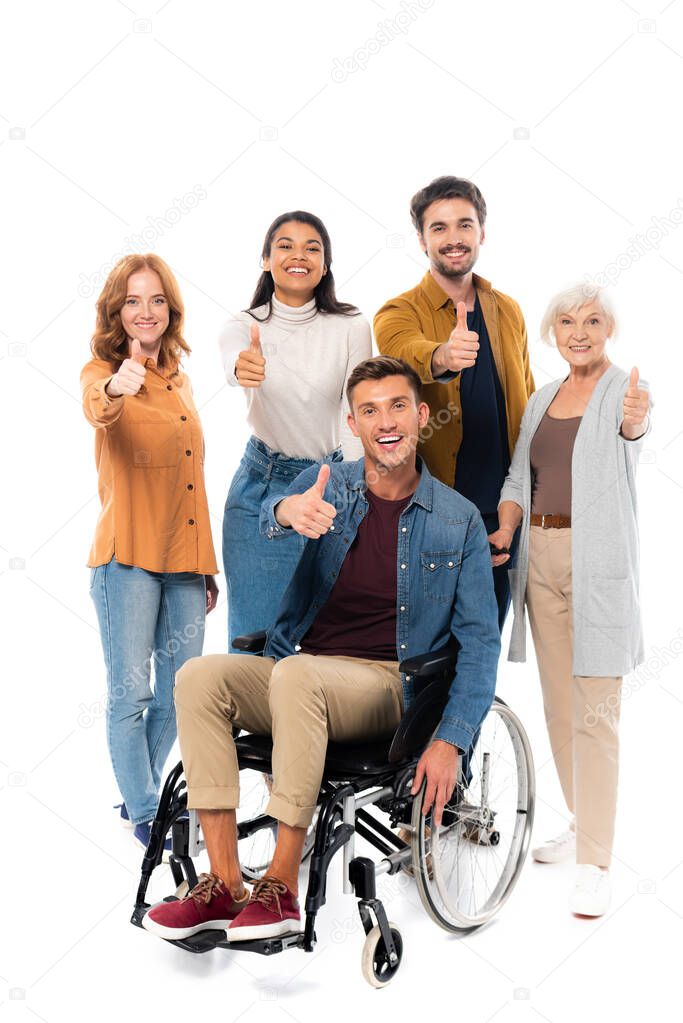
[174,652,404,829]
[526,526,622,867]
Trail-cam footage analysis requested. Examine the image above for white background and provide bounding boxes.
[2,0,682,1018]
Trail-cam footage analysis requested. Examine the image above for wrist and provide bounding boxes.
[433,737,461,756]
[430,344,446,378]
[620,418,647,441]
[274,498,292,529]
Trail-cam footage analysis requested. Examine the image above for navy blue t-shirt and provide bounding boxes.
[453,295,510,517]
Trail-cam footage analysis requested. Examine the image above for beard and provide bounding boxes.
[430,247,477,279]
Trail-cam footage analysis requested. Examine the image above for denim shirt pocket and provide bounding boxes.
[421,550,462,604]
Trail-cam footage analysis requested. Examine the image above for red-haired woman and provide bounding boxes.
[81,254,218,851]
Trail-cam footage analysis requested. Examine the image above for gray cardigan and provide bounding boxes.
[499,363,651,677]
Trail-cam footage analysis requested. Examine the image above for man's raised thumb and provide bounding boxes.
[249,323,263,355]
[629,366,639,391]
[455,301,468,332]
[314,463,330,497]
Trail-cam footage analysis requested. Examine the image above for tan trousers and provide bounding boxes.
[526,526,622,867]
[174,652,404,829]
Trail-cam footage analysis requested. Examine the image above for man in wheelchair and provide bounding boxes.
[142,355,501,945]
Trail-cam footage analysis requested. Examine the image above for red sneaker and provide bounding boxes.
[227,876,301,941]
[142,873,249,940]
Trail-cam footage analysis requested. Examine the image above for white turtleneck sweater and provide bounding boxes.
[219,295,372,460]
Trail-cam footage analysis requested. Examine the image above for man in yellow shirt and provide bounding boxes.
[375,175,535,629]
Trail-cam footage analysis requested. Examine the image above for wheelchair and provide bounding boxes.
[132,632,535,987]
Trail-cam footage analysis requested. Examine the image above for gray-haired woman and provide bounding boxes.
[488,284,651,917]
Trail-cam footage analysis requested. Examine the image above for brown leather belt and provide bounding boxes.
[530,513,571,528]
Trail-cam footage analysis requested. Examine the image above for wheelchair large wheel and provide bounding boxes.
[411,698,534,931]
[237,769,316,882]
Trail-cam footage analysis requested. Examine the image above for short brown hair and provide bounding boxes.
[410,175,487,233]
[346,356,422,410]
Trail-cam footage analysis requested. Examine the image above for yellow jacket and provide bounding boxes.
[374,271,535,486]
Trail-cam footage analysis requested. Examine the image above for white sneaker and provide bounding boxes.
[532,828,576,863]
[569,864,611,917]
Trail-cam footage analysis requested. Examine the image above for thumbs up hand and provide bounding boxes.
[431,301,479,377]
[620,366,650,439]
[106,336,148,397]
[235,323,266,388]
[273,463,338,539]
[130,338,146,364]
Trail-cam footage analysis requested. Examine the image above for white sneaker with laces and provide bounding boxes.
[569,864,611,917]
[532,828,576,863]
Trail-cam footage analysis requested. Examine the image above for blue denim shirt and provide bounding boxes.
[260,457,500,752]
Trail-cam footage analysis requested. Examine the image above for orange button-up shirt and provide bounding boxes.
[81,357,219,575]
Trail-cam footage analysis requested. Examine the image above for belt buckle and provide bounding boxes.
[541,513,549,529]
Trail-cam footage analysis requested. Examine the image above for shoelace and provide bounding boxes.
[249,876,289,916]
[548,830,574,846]
[188,872,226,905]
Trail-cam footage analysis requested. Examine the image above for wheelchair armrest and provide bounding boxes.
[232,630,268,654]
[388,675,451,764]
[399,641,459,680]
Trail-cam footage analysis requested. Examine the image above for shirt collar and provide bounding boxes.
[346,455,433,511]
[142,357,181,380]
[421,270,492,310]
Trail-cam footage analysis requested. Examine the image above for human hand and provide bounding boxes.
[275,464,337,539]
[235,323,266,388]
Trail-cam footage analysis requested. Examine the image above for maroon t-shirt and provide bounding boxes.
[300,489,413,660]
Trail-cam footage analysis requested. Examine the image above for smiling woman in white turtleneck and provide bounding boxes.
[221,293,369,461]
[218,212,372,651]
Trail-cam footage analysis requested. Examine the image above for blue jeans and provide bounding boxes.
[223,436,343,653]
[90,556,206,824]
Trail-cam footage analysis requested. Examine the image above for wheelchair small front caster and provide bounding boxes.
[361,922,403,988]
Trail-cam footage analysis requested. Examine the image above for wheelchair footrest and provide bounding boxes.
[157,924,306,953]
[167,928,229,954]
[167,929,307,956]
[227,931,307,956]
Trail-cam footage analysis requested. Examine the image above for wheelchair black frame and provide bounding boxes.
[131,744,421,963]
[131,634,474,962]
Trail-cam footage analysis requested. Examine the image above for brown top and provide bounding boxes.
[530,413,582,518]
[80,357,219,575]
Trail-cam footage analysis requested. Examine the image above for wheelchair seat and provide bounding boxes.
[231,631,458,779]
[235,732,395,778]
